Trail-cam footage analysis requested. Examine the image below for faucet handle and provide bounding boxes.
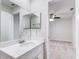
[18,40,25,44]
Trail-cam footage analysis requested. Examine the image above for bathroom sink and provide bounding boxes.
[0,40,44,58]
[20,42,35,47]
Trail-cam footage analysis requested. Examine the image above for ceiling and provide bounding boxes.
[48,0,75,18]
[1,0,18,8]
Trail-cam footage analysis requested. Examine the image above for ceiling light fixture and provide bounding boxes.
[49,13,55,22]
[11,3,15,6]
[50,18,54,21]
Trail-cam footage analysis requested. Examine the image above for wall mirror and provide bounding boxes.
[0,0,41,42]
[22,12,41,29]
[0,0,31,42]
[30,12,41,29]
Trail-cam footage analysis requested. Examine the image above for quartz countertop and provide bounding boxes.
[0,40,44,59]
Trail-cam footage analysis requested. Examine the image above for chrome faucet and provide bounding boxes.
[18,40,25,44]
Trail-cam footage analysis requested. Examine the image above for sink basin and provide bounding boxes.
[0,40,44,58]
[20,42,35,47]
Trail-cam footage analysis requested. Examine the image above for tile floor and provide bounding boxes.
[49,40,75,59]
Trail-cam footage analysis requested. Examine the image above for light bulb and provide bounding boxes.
[50,18,54,21]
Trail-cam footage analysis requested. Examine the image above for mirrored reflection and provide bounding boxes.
[0,0,41,42]
[0,0,31,42]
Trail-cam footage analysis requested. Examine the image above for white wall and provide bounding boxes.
[0,0,1,40]
[76,0,79,58]
[0,5,14,42]
[31,0,48,40]
[49,17,73,42]
[76,0,79,59]
[31,0,49,59]
[1,11,14,42]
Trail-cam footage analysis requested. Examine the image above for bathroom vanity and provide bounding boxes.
[0,40,44,59]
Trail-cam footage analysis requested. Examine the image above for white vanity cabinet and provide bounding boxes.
[0,43,44,59]
[0,51,14,59]
[19,44,44,59]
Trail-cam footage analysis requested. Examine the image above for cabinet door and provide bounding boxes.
[34,50,43,59]
[19,44,44,59]
[0,51,14,59]
[37,52,43,59]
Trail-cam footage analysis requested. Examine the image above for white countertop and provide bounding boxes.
[0,40,44,59]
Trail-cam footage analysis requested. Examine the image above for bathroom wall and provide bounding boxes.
[0,0,1,40]
[49,17,73,42]
[76,0,79,16]
[0,5,13,41]
[31,0,49,59]
[0,5,14,42]
[1,11,14,42]
[31,0,48,40]
[76,0,79,58]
